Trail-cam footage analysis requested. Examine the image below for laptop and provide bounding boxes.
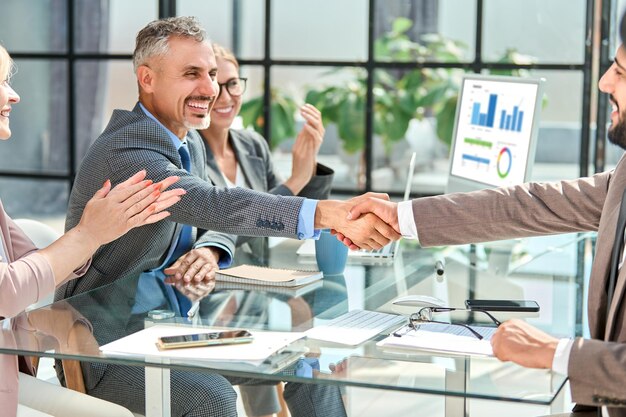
[446,74,544,193]
[297,152,416,260]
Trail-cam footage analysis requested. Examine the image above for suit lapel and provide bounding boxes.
[204,144,228,187]
[229,130,266,191]
[607,265,626,339]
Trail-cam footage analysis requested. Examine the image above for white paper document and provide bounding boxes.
[100,325,304,366]
[377,323,496,356]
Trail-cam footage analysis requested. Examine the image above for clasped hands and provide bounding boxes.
[316,193,401,250]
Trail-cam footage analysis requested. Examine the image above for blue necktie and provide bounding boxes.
[168,143,194,316]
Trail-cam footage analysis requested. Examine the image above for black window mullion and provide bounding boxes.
[595,0,613,173]
[158,0,176,19]
[474,0,483,74]
[68,0,76,190]
[263,0,272,147]
[365,0,375,192]
[580,0,595,178]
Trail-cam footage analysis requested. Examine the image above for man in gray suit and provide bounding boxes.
[54,16,397,417]
[345,21,626,417]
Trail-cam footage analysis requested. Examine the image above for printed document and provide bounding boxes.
[377,323,496,356]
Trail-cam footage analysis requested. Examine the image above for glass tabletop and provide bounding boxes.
[0,233,592,405]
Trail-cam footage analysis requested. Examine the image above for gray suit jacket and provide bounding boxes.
[56,103,306,300]
[413,154,626,415]
[202,128,334,248]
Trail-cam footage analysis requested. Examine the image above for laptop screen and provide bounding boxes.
[446,75,544,193]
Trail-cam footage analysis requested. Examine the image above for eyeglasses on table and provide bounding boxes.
[393,307,501,340]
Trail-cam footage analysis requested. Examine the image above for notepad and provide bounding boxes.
[214,279,323,297]
[216,264,323,287]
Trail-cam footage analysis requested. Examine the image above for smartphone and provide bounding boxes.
[464,299,540,312]
[157,330,253,350]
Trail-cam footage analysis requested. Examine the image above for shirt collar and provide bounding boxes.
[138,102,187,150]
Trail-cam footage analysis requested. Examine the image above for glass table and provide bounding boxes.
[0,233,593,417]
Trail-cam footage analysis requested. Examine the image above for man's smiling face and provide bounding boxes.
[138,36,219,138]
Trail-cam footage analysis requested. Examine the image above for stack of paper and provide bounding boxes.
[217,264,323,287]
[377,323,495,356]
[215,279,323,297]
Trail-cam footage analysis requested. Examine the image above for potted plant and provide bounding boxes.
[239,88,299,149]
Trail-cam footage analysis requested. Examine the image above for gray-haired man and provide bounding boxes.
[55,16,394,417]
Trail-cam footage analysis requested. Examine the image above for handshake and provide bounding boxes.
[313,193,402,250]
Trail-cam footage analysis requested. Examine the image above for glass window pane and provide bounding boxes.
[529,70,583,181]
[0,0,67,53]
[374,0,476,63]
[75,0,158,54]
[372,68,464,194]
[74,60,136,167]
[483,0,586,64]
[1,59,69,174]
[178,0,265,60]
[253,66,367,191]
[271,0,368,61]
[0,178,69,232]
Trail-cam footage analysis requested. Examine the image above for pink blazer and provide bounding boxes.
[0,199,55,416]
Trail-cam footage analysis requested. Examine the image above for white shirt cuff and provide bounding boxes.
[397,200,418,240]
[551,338,574,376]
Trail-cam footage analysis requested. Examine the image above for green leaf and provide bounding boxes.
[240,96,265,134]
[392,17,412,35]
[435,95,458,148]
[337,93,365,154]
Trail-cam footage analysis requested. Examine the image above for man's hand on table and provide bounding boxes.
[164,247,220,285]
[491,319,558,369]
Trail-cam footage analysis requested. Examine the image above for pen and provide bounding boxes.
[187,301,200,318]
[435,259,445,276]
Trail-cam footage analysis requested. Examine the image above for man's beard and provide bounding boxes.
[184,114,211,130]
[608,109,626,150]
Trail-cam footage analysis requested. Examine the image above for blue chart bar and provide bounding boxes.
[470,94,498,128]
[471,103,480,125]
[500,107,524,132]
[462,154,490,165]
[516,112,524,131]
[486,94,497,127]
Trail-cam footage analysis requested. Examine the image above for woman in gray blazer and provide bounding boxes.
[197,44,333,417]
[198,44,333,205]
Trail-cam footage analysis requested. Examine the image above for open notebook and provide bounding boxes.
[216,264,323,287]
[298,152,416,260]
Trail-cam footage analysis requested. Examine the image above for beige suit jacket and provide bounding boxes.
[413,154,626,415]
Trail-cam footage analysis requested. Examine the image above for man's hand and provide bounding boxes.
[329,193,398,250]
[347,195,399,233]
[163,247,220,284]
[490,319,559,369]
[165,280,215,303]
[314,199,401,250]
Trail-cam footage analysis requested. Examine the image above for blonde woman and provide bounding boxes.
[0,44,184,417]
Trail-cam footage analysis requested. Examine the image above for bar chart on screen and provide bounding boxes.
[447,75,543,192]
